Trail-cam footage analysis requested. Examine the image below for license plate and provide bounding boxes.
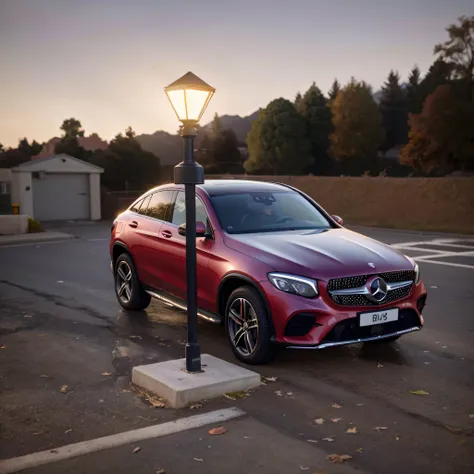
[359,308,399,327]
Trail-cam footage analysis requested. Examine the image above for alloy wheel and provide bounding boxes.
[116,260,133,304]
[228,297,259,356]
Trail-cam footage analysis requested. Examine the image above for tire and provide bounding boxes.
[225,285,276,365]
[365,335,401,345]
[114,253,151,311]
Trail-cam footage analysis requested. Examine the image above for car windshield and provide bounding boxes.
[210,191,333,234]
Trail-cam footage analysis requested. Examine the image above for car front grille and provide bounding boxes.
[326,270,415,307]
[321,309,421,344]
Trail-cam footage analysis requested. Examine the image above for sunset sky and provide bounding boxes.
[0,0,471,148]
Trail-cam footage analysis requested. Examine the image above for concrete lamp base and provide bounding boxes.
[132,354,261,408]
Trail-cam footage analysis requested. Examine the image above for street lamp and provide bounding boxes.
[165,72,215,373]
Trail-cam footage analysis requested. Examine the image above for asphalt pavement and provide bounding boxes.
[0,221,473,474]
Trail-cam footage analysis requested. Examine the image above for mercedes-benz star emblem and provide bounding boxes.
[366,276,388,303]
[368,262,376,268]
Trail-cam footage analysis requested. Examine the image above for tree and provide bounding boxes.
[91,128,161,190]
[60,118,85,138]
[245,98,312,175]
[328,79,341,101]
[330,78,385,175]
[0,143,4,154]
[0,138,43,167]
[379,70,408,150]
[407,65,422,113]
[434,15,474,98]
[295,82,333,175]
[418,59,452,105]
[401,85,474,174]
[196,115,242,174]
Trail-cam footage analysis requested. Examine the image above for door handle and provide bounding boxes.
[129,221,138,228]
[161,230,172,238]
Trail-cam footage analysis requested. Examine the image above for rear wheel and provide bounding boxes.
[114,253,151,311]
[225,286,276,365]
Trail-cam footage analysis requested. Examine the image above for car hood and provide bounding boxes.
[224,228,413,281]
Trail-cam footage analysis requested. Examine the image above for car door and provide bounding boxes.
[159,190,216,311]
[127,190,174,291]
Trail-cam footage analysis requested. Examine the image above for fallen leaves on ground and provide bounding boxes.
[223,391,248,400]
[130,383,166,408]
[64,429,72,434]
[40,374,50,378]
[129,335,142,340]
[23,314,33,318]
[193,458,204,463]
[189,403,202,410]
[331,418,343,423]
[331,403,342,409]
[155,470,165,474]
[208,426,227,436]
[299,466,310,471]
[409,390,429,396]
[469,414,474,419]
[356,448,363,453]
[327,454,352,464]
[274,390,283,397]
[346,427,358,434]
[314,418,325,425]
[1,345,7,349]
[377,362,384,368]
[374,426,388,431]
[262,376,278,382]
[101,372,112,376]
[121,389,131,393]
[356,403,364,407]
[322,437,335,442]
[60,385,68,394]
[133,447,141,454]
[306,439,318,443]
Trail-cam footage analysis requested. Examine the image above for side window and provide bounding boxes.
[146,191,174,221]
[130,198,144,213]
[138,194,152,215]
[171,191,209,227]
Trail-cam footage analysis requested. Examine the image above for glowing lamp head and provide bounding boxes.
[165,72,215,124]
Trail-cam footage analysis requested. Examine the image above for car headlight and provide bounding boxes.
[407,256,420,284]
[268,273,318,298]
[414,261,420,284]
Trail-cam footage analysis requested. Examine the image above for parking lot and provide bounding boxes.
[0,222,473,474]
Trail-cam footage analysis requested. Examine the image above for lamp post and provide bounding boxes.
[165,72,215,373]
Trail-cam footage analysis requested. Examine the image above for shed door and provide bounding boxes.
[33,173,90,221]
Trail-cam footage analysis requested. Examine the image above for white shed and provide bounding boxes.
[11,154,104,221]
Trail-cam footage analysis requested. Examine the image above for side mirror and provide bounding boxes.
[178,221,207,238]
[332,215,344,226]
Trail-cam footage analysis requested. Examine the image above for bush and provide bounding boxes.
[28,217,44,233]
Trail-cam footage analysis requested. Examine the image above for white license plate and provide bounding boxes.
[359,308,399,327]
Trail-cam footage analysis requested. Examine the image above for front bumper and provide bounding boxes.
[260,279,427,348]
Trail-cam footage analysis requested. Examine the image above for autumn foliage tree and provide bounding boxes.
[330,79,384,175]
[401,85,474,174]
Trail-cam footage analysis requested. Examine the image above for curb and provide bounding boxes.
[0,232,76,247]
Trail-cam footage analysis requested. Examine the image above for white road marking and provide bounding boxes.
[0,407,245,474]
[392,238,474,270]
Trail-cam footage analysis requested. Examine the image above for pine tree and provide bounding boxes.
[379,70,408,150]
[296,83,333,175]
[407,66,422,114]
[328,79,341,101]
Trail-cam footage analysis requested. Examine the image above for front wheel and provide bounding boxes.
[114,253,151,311]
[225,286,276,365]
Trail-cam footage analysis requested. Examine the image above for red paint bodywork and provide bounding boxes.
[111,182,427,347]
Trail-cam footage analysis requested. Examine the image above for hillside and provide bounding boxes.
[135,110,260,165]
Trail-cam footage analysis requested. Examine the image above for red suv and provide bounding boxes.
[110,180,427,364]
